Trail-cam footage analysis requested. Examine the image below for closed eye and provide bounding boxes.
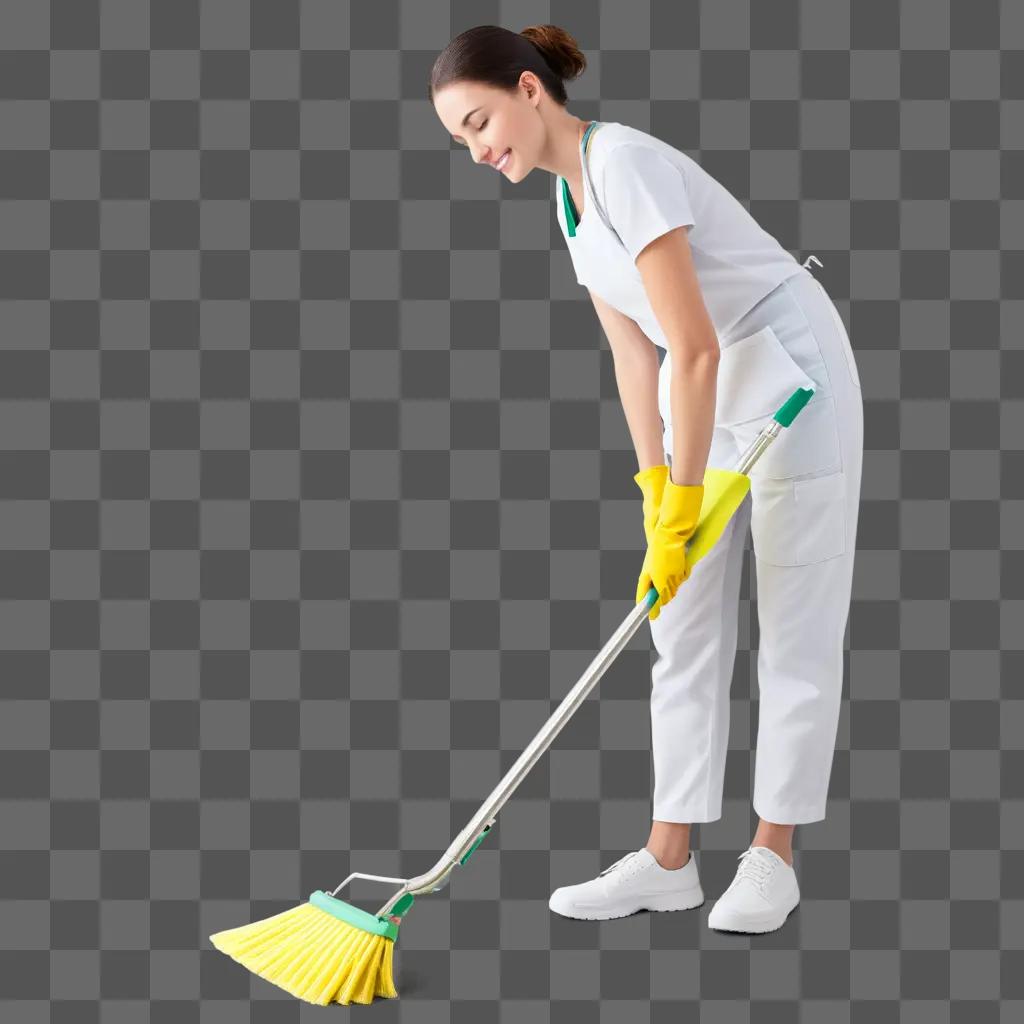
[454,120,487,146]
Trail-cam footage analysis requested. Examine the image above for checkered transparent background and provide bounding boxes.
[1,0,1022,1020]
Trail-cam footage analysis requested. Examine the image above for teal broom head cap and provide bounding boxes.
[309,891,401,942]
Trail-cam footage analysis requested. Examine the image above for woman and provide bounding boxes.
[431,24,863,934]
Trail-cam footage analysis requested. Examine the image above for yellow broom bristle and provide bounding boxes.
[210,901,399,1006]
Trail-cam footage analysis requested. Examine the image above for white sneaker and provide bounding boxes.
[549,848,705,921]
[707,845,800,934]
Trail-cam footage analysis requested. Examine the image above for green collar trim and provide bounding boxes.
[562,121,601,237]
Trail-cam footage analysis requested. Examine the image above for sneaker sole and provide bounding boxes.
[549,888,706,921]
[707,897,800,934]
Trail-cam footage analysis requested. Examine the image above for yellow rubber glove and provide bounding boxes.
[635,477,705,621]
[685,467,751,568]
[633,464,670,545]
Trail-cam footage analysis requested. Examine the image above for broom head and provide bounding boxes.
[209,890,403,1006]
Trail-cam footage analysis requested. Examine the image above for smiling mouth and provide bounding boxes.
[493,149,511,170]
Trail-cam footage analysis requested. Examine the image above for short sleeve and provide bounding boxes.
[599,144,695,263]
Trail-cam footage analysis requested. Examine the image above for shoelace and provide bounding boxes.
[598,850,641,878]
[732,848,776,895]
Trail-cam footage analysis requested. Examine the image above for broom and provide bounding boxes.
[210,889,406,1005]
[209,387,815,1006]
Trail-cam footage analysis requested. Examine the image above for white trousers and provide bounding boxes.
[651,268,863,825]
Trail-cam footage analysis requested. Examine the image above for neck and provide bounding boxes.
[537,111,592,184]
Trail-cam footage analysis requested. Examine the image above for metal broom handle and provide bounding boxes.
[374,388,814,915]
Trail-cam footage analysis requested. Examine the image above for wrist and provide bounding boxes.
[634,463,669,491]
[659,477,705,531]
[634,464,669,524]
[669,467,704,486]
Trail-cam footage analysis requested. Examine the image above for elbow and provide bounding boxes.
[668,344,719,391]
[670,343,719,373]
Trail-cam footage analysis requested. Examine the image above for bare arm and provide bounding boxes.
[587,288,666,472]
[634,226,719,486]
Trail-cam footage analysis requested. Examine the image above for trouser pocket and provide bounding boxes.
[750,468,847,567]
[715,322,841,481]
[729,393,843,480]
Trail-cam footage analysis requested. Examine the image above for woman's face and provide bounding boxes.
[433,76,543,183]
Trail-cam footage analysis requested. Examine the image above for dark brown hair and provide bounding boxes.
[428,24,586,107]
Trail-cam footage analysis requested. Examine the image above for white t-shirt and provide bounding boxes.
[555,121,807,347]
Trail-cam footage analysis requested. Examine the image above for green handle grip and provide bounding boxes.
[773,387,814,427]
[459,823,492,866]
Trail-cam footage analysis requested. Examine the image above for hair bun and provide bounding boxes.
[520,24,586,82]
